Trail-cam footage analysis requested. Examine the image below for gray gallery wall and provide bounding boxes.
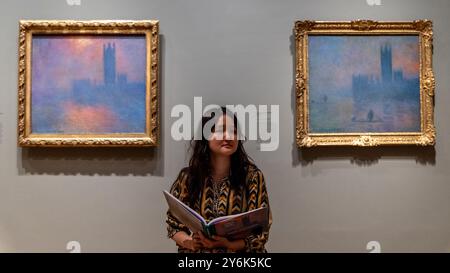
[0,0,449,252]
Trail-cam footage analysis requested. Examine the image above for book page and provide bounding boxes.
[209,207,267,225]
[209,207,269,240]
[163,190,205,233]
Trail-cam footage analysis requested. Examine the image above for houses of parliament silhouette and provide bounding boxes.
[350,43,419,123]
[70,43,145,106]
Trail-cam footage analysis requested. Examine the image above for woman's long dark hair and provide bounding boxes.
[186,107,255,207]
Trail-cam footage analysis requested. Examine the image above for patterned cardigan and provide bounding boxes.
[166,165,272,253]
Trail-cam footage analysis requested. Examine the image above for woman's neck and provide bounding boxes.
[210,153,231,181]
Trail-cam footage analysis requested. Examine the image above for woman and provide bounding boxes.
[166,107,272,253]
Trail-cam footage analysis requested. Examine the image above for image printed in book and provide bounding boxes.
[163,190,269,240]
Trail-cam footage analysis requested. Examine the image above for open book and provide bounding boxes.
[164,190,269,240]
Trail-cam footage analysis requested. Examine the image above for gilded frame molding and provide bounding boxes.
[295,20,435,147]
[18,20,159,147]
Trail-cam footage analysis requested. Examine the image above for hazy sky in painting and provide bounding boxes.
[32,35,146,94]
[31,35,147,134]
[309,35,420,93]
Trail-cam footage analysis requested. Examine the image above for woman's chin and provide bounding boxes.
[218,147,236,155]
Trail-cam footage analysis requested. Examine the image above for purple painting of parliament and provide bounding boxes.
[308,36,421,133]
[31,35,147,134]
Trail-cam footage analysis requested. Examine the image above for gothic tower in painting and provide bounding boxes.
[380,44,392,83]
[103,43,116,85]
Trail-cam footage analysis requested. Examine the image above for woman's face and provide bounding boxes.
[208,114,239,157]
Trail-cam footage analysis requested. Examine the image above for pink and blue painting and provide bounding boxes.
[31,35,147,134]
[308,35,421,133]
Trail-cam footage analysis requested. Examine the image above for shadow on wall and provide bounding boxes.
[288,34,436,167]
[16,35,166,177]
[18,147,163,176]
[294,146,436,167]
[0,111,4,145]
[0,121,3,145]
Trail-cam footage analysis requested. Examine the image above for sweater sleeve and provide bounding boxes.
[166,169,191,238]
[243,168,272,253]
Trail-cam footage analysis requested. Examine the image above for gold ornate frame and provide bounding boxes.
[18,20,159,147]
[295,20,435,147]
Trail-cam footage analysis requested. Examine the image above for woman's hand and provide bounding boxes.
[195,232,246,252]
[181,236,203,251]
[196,232,230,249]
[172,231,203,251]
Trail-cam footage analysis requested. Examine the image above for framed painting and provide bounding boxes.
[17,20,159,147]
[295,20,435,147]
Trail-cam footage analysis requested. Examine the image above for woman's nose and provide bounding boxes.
[224,130,234,140]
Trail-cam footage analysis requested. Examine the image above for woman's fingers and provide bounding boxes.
[212,235,226,242]
[192,241,202,250]
[192,232,200,240]
[192,231,228,249]
[198,231,206,240]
